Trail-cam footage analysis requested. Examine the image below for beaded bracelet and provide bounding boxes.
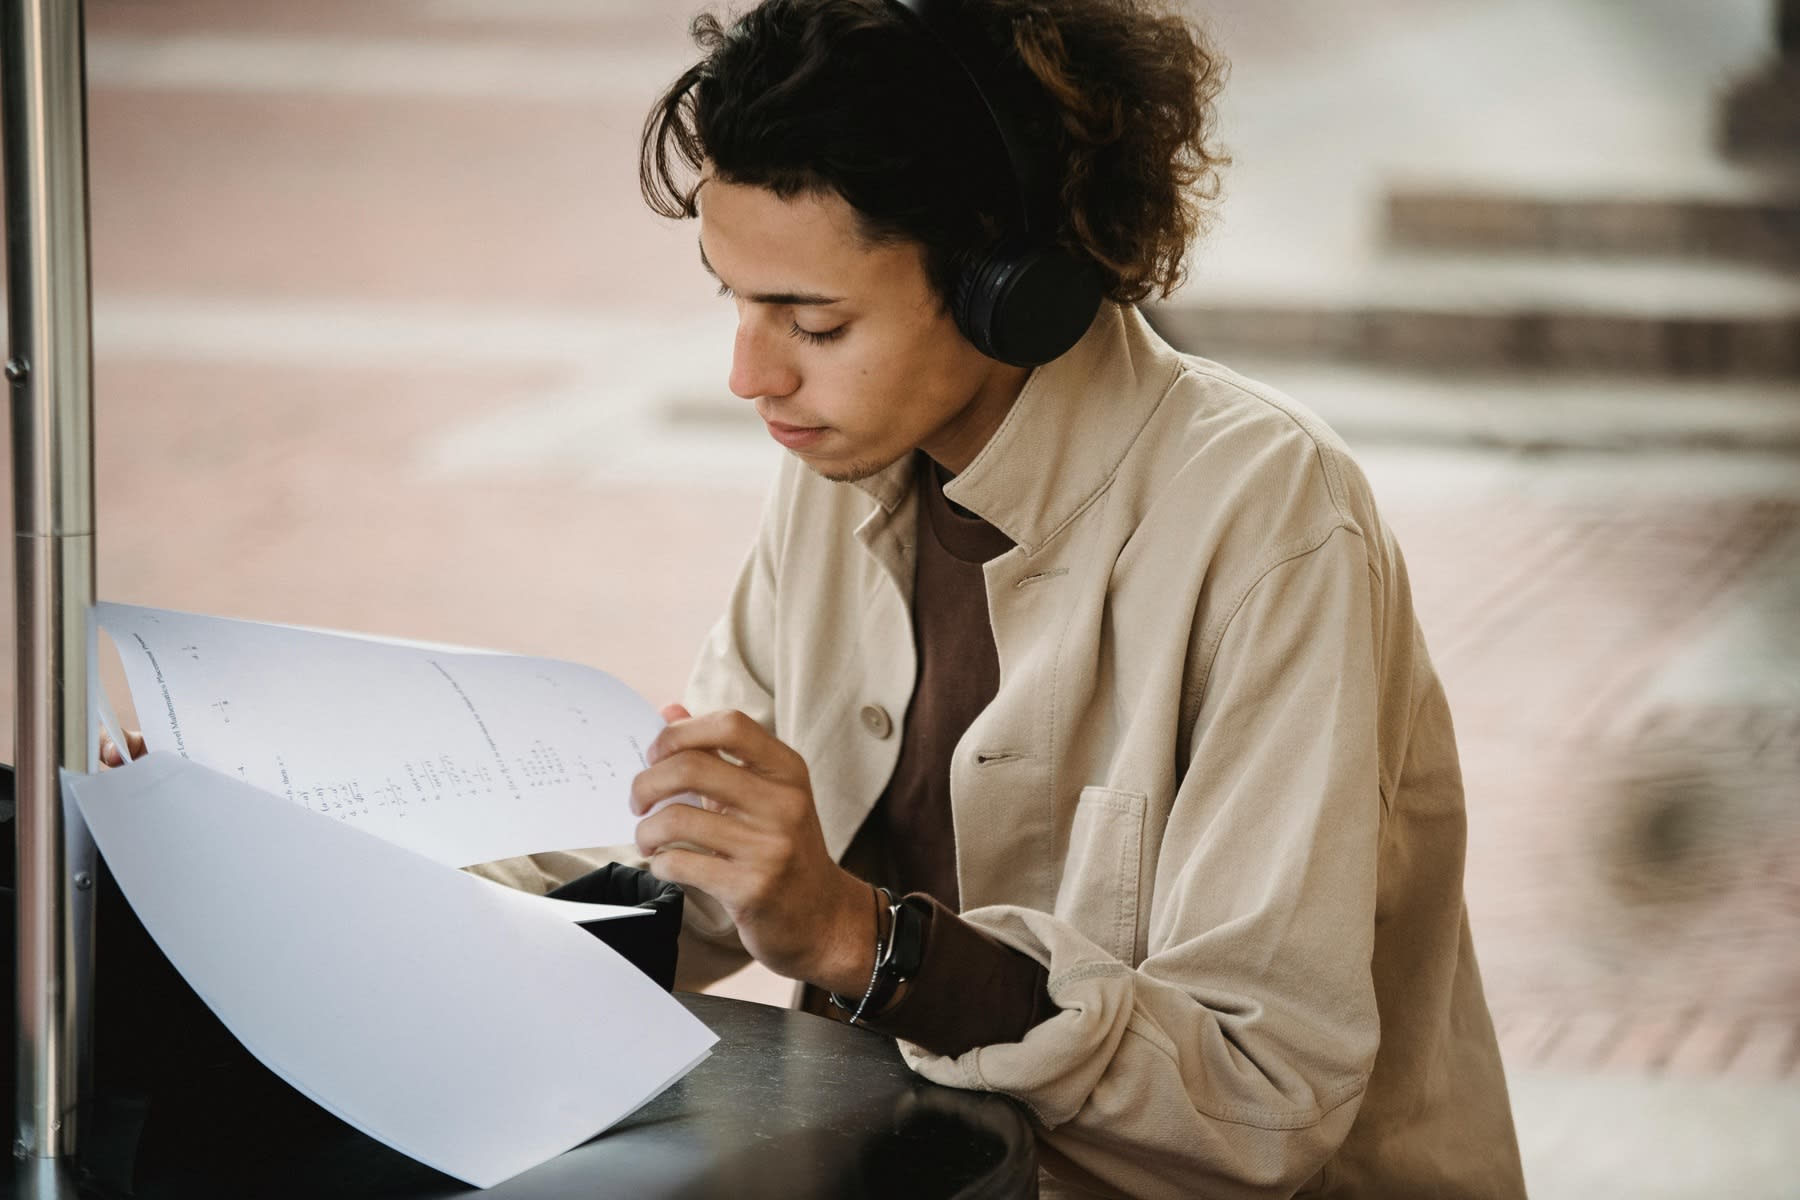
[829,884,894,1026]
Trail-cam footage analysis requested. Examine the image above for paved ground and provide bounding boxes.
[2,1,1795,1194]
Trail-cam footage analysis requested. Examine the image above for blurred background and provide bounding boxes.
[2,0,1796,1195]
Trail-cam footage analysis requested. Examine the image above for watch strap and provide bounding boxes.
[865,892,928,1013]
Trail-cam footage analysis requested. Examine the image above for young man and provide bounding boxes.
[617,1,1525,1195]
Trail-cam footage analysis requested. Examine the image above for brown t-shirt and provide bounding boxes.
[877,453,1014,907]
[816,456,1055,1057]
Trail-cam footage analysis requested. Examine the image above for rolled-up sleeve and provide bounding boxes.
[669,464,796,986]
[683,465,788,732]
[902,526,1385,1199]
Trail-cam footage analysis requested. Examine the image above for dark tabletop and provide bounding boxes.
[5,993,1039,1200]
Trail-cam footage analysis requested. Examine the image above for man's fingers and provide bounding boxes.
[660,702,693,724]
[98,728,148,769]
[646,709,802,780]
[636,801,750,862]
[632,750,784,821]
[632,745,782,817]
[643,845,734,904]
[641,836,790,920]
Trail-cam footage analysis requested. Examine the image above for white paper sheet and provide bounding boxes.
[97,602,665,867]
[68,754,715,1189]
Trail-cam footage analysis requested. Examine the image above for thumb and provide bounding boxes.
[659,702,693,724]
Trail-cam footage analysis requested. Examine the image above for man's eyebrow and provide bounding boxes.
[697,237,843,307]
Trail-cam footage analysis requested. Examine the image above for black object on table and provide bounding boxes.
[4,993,1039,1200]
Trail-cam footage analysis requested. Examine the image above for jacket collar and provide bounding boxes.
[850,304,1182,555]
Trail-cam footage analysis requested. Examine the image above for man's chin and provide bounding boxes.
[795,449,902,485]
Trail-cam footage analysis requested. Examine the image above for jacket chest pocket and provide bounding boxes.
[1052,786,1147,965]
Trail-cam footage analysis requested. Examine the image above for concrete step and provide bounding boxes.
[1384,181,1800,267]
[1508,1071,1800,1200]
[1215,361,1800,454]
[1149,254,1800,376]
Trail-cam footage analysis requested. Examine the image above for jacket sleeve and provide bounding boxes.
[668,460,795,987]
[902,526,1384,1199]
[682,463,787,733]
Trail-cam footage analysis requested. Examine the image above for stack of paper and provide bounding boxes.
[64,604,718,1188]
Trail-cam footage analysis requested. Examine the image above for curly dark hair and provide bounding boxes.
[640,0,1229,305]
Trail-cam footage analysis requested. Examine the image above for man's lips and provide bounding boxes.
[763,418,828,450]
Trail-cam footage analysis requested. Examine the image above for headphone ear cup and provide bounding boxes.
[951,241,1103,368]
[950,251,1007,362]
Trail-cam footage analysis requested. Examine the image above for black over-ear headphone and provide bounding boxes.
[887,0,1104,368]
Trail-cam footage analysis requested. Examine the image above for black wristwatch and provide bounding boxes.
[865,892,928,1013]
[830,890,929,1022]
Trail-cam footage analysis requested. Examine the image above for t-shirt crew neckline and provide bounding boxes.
[920,454,1013,565]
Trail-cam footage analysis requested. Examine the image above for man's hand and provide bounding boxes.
[632,704,876,995]
[99,729,147,768]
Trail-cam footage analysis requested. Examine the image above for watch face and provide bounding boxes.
[886,896,928,981]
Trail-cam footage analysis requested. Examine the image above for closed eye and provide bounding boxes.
[789,321,846,346]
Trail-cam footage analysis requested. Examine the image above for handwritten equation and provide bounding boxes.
[99,602,669,865]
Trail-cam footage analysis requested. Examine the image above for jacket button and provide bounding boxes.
[859,704,894,739]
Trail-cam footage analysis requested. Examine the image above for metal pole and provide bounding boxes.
[3,0,98,1161]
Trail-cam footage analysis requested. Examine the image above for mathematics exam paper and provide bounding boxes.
[73,604,719,1188]
[96,602,666,867]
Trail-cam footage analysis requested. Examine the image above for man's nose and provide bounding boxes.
[728,318,800,402]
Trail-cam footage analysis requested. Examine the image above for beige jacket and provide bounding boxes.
[478,304,1525,1197]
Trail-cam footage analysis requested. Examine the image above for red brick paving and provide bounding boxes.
[89,89,708,314]
[1390,500,1800,1078]
[91,0,684,45]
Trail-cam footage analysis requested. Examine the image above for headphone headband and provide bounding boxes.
[884,0,1103,366]
[886,0,1047,236]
